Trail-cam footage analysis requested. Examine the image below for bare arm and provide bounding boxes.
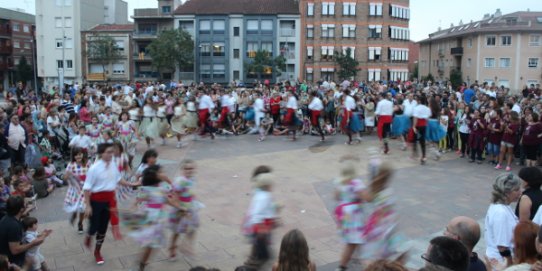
[518,195,532,222]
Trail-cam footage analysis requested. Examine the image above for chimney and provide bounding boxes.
[483,13,490,20]
[450,23,454,28]
[459,19,463,26]
[495,8,502,17]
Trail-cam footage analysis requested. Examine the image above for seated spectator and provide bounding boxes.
[443,216,486,271]
[272,229,316,271]
[41,157,64,187]
[9,180,34,216]
[423,236,469,271]
[366,259,408,271]
[503,221,539,271]
[31,167,54,199]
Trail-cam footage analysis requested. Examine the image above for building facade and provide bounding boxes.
[418,10,542,91]
[36,0,128,90]
[132,0,180,82]
[81,24,133,84]
[0,8,36,90]
[174,0,300,84]
[300,0,411,83]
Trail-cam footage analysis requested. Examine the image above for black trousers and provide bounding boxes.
[88,201,110,236]
[413,126,427,158]
[8,145,25,167]
[459,132,469,155]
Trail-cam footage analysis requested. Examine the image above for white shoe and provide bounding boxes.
[176,142,182,148]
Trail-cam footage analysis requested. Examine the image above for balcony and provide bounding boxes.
[438,48,445,57]
[451,47,463,55]
[133,9,171,19]
[0,46,11,54]
[87,73,106,81]
[133,31,158,39]
[279,28,295,37]
[0,27,11,37]
[133,52,152,61]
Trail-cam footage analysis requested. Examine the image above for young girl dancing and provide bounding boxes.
[63,147,91,234]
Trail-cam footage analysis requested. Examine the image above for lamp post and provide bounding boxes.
[30,39,38,97]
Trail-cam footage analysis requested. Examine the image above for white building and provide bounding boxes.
[36,0,128,90]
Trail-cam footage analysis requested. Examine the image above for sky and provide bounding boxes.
[3,0,541,42]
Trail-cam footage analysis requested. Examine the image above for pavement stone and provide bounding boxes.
[30,134,517,270]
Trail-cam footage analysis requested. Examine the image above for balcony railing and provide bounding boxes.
[279,28,295,37]
[450,47,463,55]
[0,27,11,36]
[133,52,152,60]
[133,31,158,38]
[133,9,171,18]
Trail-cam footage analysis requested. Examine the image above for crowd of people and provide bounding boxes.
[0,78,540,271]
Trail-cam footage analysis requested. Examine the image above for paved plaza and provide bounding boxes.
[33,134,512,271]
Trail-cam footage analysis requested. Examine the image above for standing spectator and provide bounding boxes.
[443,216,486,271]
[515,167,542,221]
[0,197,47,268]
[4,115,27,167]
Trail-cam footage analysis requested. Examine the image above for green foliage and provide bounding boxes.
[449,68,463,89]
[15,56,33,84]
[334,48,360,80]
[423,73,435,82]
[147,29,194,79]
[245,50,286,79]
[86,34,122,81]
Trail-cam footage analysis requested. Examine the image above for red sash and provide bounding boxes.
[310,110,321,126]
[377,115,392,139]
[284,108,295,125]
[417,118,428,127]
[198,109,209,125]
[340,109,350,131]
[217,107,229,125]
[91,191,122,240]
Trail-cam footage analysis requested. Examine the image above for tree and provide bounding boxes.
[86,34,122,82]
[334,48,360,80]
[245,50,286,80]
[423,73,435,82]
[147,29,194,80]
[15,56,33,84]
[449,68,463,89]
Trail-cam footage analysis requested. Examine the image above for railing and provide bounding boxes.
[133,31,158,37]
[133,52,152,60]
[280,28,295,37]
[87,73,106,81]
[133,9,168,17]
[0,27,11,36]
[450,47,463,55]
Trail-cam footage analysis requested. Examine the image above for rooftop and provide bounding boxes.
[0,7,35,23]
[174,0,299,15]
[87,24,134,32]
[419,10,542,43]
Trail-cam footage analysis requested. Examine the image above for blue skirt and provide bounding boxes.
[348,114,362,132]
[425,119,446,142]
[391,115,411,136]
[244,108,255,121]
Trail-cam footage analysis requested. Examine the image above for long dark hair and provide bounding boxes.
[140,149,158,165]
[142,165,162,186]
[277,229,311,271]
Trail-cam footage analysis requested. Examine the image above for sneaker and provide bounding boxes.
[94,250,104,265]
[506,166,512,172]
[78,224,84,234]
[495,164,502,170]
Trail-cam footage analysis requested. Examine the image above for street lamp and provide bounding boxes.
[29,39,38,97]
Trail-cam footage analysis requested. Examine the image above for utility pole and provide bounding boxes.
[30,39,37,97]
[59,4,65,95]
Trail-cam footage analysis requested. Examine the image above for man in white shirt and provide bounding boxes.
[375,93,394,154]
[412,96,432,164]
[83,143,137,265]
[197,90,215,139]
[253,92,265,135]
[69,126,93,150]
[402,93,418,117]
[308,90,325,141]
[6,114,27,166]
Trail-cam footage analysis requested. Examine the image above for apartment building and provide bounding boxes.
[0,8,35,89]
[81,24,133,83]
[132,0,182,82]
[174,0,300,84]
[418,10,542,91]
[36,0,128,89]
[300,0,411,83]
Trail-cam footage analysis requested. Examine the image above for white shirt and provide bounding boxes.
[7,123,25,150]
[485,203,518,260]
[254,98,264,114]
[286,96,298,110]
[344,95,356,111]
[82,159,122,192]
[156,105,167,117]
[512,104,521,114]
[247,189,276,225]
[198,95,215,111]
[69,134,93,149]
[458,112,470,134]
[403,99,418,117]
[221,94,234,111]
[308,97,324,111]
[46,115,60,135]
[375,99,393,116]
[412,104,431,119]
[142,105,156,117]
[123,85,132,95]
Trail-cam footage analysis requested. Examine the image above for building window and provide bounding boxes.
[498,80,510,88]
[307,3,314,16]
[247,42,258,58]
[499,58,511,68]
[55,17,62,28]
[306,69,313,82]
[213,20,225,34]
[247,20,258,34]
[368,25,382,38]
[306,25,314,38]
[64,0,72,6]
[162,6,171,14]
[65,38,73,49]
[56,0,63,6]
[528,58,539,68]
[233,49,240,59]
[389,26,409,40]
[389,48,408,61]
[342,24,355,38]
[342,2,356,16]
[342,47,355,59]
[55,39,63,48]
[467,38,472,48]
[322,2,335,16]
[368,69,381,81]
[368,47,381,60]
[261,20,273,34]
[321,24,335,38]
[529,35,541,46]
[199,20,211,34]
[320,46,334,61]
[213,43,225,56]
[57,60,64,68]
[213,64,225,79]
[390,4,409,19]
[112,63,124,74]
[24,43,30,49]
[484,58,495,68]
[369,3,383,16]
[307,47,313,60]
[500,35,511,46]
[13,40,20,48]
[12,24,20,32]
[199,43,210,56]
[200,64,211,79]
[233,27,240,37]
[64,17,72,28]
[261,42,273,56]
[114,40,124,51]
[486,35,496,46]
[233,70,240,80]
[466,58,471,67]
[66,60,73,69]
[321,68,335,81]
[23,25,30,33]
